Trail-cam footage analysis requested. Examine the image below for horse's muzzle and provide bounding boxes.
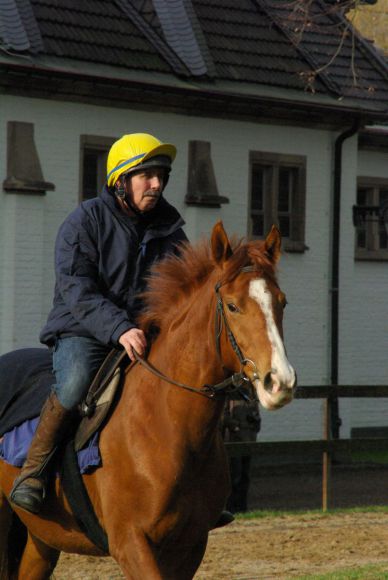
[263,368,297,395]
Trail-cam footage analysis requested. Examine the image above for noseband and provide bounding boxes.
[134,266,259,399]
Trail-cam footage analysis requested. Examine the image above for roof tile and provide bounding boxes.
[0,0,385,112]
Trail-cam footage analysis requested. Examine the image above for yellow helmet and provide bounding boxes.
[106,133,177,188]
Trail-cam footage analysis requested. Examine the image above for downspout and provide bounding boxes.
[330,119,360,439]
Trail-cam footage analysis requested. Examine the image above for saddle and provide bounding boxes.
[74,348,128,451]
[0,347,129,445]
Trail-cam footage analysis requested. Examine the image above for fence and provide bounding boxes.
[224,385,388,511]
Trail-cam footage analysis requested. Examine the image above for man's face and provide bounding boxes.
[125,167,165,212]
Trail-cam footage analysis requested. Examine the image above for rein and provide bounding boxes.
[133,266,259,400]
[133,352,247,399]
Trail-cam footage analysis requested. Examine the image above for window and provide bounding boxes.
[249,152,306,252]
[79,135,116,201]
[355,177,388,261]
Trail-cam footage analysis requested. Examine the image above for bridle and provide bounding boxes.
[133,266,261,400]
[214,266,261,384]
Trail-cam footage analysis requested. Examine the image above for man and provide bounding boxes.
[10,133,188,514]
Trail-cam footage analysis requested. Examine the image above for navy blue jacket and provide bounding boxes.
[40,187,187,346]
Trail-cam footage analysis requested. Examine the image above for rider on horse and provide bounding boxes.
[10,133,188,514]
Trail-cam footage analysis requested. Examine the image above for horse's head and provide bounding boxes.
[211,221,296,411]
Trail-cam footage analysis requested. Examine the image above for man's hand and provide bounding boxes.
[119,328,147,359]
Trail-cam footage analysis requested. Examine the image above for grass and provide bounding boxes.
[235,504,388,520]
[351,450,388,464]
[294,563,388,579]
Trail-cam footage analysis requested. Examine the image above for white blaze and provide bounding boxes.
[249,278,295,388]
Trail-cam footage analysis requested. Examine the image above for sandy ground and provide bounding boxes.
[54,511,388,579]
[53,464,388,579]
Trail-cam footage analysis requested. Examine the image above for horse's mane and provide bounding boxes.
[139,237,277,331]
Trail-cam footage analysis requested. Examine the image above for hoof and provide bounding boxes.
[213,510,235,529]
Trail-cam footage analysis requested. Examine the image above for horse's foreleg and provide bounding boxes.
[175,536,208,580]
[17,532,59,580]
[110,529,162,580]
[0,487,13,579]
[159,535,209,580]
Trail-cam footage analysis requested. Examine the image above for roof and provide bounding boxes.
[1,0,388,122]
[0,0,43,53]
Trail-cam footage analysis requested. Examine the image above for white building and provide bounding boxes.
[1,0,387,441]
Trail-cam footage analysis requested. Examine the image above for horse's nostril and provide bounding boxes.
[264,371,273,392]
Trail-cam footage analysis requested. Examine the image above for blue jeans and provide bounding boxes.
[52,337,111,410]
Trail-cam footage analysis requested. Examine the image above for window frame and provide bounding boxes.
[79,135,116,202]
[355,176,388,261]
[248,151,307,253]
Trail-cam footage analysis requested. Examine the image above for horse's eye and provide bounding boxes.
[227,303,239,313]
[279,293,288,309]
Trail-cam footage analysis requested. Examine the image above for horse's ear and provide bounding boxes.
[264,225,281,264]
[211,221,233,265]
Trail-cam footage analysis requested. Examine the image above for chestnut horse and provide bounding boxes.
[0,222,296,579]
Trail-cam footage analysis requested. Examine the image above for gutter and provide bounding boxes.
[1,57,388,124]
[330,120,360,438]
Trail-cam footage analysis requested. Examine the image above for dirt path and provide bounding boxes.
[54,511,388,579]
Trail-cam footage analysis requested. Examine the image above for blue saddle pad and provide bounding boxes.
[0,418,101,474]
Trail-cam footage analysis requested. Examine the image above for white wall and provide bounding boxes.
[337,144,388,437]
[2,94,386,440]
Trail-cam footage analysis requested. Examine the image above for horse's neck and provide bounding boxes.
[128,283,225,449]
[156,281,223,386]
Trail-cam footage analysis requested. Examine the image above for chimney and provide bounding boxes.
[185,140,229,207]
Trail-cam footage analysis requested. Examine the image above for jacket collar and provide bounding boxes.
[100,186,185,237]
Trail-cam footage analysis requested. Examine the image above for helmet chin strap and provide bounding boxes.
[115,176,126,200]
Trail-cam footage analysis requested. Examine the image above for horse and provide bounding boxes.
[0,221,296,580]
